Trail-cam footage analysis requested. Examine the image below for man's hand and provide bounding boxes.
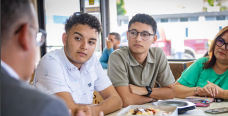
[76,110,104,116]
[129,84,147,96]
[106,38,113,49]
[74,105,92,116]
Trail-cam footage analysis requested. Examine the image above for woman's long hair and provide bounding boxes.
[203,26,228,69]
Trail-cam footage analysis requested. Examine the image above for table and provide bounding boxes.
[107,99,228,116]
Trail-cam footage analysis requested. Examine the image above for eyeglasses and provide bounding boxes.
[216,36,228,50]
[128,30,155,41]
[15,25,46,47]
[36,29,46,47]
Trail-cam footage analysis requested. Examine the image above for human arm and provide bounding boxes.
[107,51,152,107]
[220,90,228,99]
[34,55,92,116]
[99,47,113,69]
[129,83,175,100]
[91,57,122,114]
[200,81,228,99]
[99,48,108,69]
[174,82,198,98]
[77,111,104,116]
[38,96,71,116]
[55,92,93,116]
[151,48,175,99]
[116,86,153,107]
[175,58,208,98]
[91,85,122,114]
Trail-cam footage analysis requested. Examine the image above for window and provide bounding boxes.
[45,0,80,53]
[161,18,168,23]
[216,16,225,20]
[154,18,160,23]
[169,18,178,22]
[219,26,222,31]
[123,20,128,24]
[205,16,215,21]
[189,17,198,21]
[112,0,224,60]
[180,17,188,22]
[156,30,160,40]
[53,15,69,24]
[226,16,228,20]
[185,28,188,37]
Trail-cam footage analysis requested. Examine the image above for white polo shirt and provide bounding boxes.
[34,48,112,104]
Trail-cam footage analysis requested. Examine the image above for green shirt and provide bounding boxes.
[108,46,175,88]
[178,57,228,90]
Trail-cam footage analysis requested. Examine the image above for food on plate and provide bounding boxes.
[126,108,171,115]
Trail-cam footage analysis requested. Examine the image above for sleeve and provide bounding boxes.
[156,48,175,87]
[34,55,71,94]
[107,52,129,87]
[107,48,114,55]
[94,58,112,91]
[99,48,109,69]
[37,97,70,116]
[177,57,207,87]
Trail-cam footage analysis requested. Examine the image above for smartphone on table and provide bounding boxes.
[205,107,228,114]
[195,102,210,107]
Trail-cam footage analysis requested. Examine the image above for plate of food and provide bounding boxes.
[117,105,177,116]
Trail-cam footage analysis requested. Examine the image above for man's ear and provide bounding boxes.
[152,35,157,44]
[62,33,67,46]
[18,24,30,51]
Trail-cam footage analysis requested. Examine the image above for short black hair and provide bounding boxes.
[65,13,102,34]
[109,32,121,41]
[128,13,157,34]
[1,0,32,43]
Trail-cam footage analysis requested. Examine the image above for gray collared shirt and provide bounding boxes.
[108,46,175,88]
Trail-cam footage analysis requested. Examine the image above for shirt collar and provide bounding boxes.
[147,49,156,63]
[1,60,20,80]
[127,47,156,66]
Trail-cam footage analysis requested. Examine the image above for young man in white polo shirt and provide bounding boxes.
[34,13,122,116]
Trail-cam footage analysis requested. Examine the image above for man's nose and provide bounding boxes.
[80,41,88,50]
[135,32,142,41]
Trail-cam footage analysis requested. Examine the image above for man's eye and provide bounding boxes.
[142,33,149,37]
[75,37,81,40]
[131,31,136,35]
[89,41,94,44]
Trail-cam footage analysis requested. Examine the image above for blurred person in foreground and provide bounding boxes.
[1,0,71,116]
[175,26,228,99]
[99,32,121,69]
[34,13,122,116]
[108,14,175,107]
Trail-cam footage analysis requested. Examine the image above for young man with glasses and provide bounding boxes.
[34,13,122,115]
[108,14,175,107]
[1,0,71,116]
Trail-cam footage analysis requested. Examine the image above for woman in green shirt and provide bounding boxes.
[175,26,228,99]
